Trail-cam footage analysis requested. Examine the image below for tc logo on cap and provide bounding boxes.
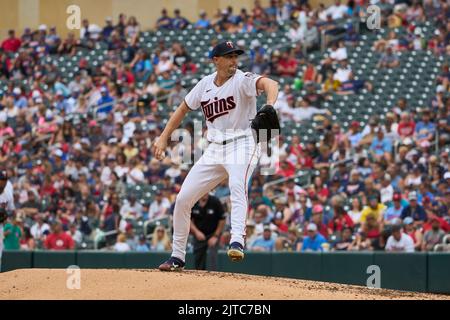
[226,41,234,48]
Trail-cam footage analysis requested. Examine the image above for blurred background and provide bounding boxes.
[0,0,449,262]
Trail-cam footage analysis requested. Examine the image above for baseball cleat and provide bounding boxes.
[158,256,185,272]
[227,242,245,262]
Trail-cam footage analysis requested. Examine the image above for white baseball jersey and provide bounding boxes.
[0,181,15,211]
[185,69,264,143]
[0,181,14,265]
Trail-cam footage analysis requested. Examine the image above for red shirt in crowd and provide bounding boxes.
[278,57,298,77]
[422,215,450,233]
[397,121,416,137]
[316,222,329,239]
[44,232,75,250]
[276,160,296,178]
[328,213,355,233]
[1,37,22,52]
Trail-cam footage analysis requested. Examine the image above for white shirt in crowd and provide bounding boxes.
[114,165,129,179]
[324,4,349,20]
[148,198,171,220]
[348,210,362,225]
[380,184,394,204]
[122,121,136,144]
[120,200,143,219]
[288,25,304,42]
[126,167,145,185]
[333,66,352,83]
[113,242,131,252]
[330,47,348,61]
[292,106,328,122]
[68,230,83,244]
[385,233,415,252]
[30,222,51,240]
[100,166,113,186]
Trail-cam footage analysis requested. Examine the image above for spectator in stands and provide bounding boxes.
[302,62,318,85]
[251,224,276,251]
[45,27,61,54]
[337,73,372,95]
[333,59,352,83]
[349,230,372,251]
[343,24,359,46]
[167,80,188,107]
[377,46,400,69]
[195,10,211,29]
[151,225,171,251]
[331,226,353,251]
[44,220,75,250]
[113,233,131,252]
[19,227,36,250]
[301,223,328,252]
[323,0,349,20]
[125,16,140,40]
[385,224,415,252]
[384,192,405,225]
[291,97,330,122]
[309,204,329,238]
[328,195,354,236]
[346,121,363,148]
[157,70,176,94]
[414,109,436,145]
[304,83,325,107]
[30,214,50,242]
[392,97,409,117]
[361,194,386,224]
[406,0,426,23]
[250,51,270,75]
[148,190,171,220]
[102,17,115,39]
[362,213,381,241]
[156,9,172,30]
[1,30,21,53]
[348,196,363,226]
[2,216,22,250]
[287,20,304,42]
[304,19,320,50]
[67,223,83,248]
[401,191,427,223]
[120,195,143,220]
[422,216,445,251]
[397,112,416,141]
[369,128,393,162]
[172,9,190,30]
[276,49,298,77]
[403,217,423,251]
[131,234,148,252]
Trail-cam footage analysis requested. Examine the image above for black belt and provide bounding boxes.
[211,135,248,145]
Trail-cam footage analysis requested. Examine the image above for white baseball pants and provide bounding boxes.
[171,135,260,261]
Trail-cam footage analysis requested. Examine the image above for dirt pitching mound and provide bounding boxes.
[0,269,448,300]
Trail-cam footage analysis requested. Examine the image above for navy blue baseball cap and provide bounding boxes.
[210,41,244,58]
[0,170,7,180]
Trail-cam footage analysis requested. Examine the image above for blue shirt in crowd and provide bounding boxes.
[370,136,392,156]
[301,233,327,252]
[251,237,275,252]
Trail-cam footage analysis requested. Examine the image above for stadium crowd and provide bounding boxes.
[0,0,449,254]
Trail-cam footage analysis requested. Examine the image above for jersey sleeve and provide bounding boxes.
[6,182,15,211]
[240,72,264,98]
[184,79,204,110]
